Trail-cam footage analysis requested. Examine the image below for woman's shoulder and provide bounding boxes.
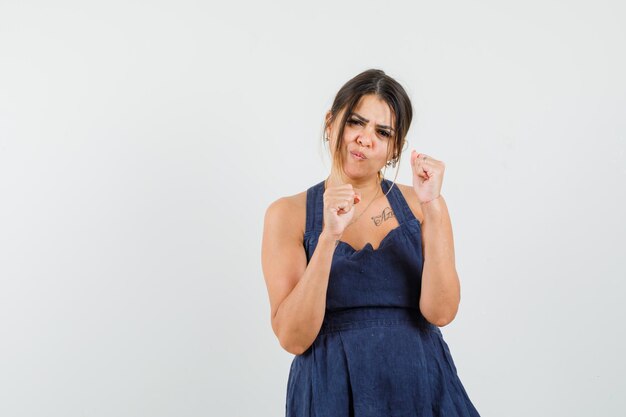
[264,189,308,240]
[392,182,425,225]
[266,188,307,212]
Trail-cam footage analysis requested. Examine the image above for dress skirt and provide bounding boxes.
[286,307,481,417]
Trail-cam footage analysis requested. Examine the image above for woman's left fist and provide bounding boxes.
[410,149,445,204]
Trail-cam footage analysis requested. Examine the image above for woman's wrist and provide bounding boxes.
[319,230,342,247]
[419,195,442,206]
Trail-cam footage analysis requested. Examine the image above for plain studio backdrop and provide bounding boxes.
[1,1,625,416]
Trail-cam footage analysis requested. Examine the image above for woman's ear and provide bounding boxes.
[325,111,333,136]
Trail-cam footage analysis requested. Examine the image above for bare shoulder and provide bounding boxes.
[394,183,424,225]
[264,190,307,239]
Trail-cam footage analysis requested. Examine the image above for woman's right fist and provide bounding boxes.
[322,183,361,239]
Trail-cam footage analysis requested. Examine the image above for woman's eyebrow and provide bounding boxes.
[350,112,395,132]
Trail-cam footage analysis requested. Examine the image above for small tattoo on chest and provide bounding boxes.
[371,207,395,226]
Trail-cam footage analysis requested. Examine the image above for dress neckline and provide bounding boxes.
[323,178,418,257]
[334,225,404,254]
[304,178,420,258]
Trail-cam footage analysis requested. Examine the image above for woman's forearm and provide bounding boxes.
[418,195,461,326]
[273,231,338,355]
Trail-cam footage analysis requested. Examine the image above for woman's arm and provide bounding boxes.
[418,195,461,327]
[261,197,338,355]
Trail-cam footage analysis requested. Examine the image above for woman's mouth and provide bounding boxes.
[350,151,366,160]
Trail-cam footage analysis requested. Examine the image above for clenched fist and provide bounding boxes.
[411,150,445,204]
[322,170,362,239]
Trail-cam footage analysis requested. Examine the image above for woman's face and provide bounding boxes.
[327,94,396,180]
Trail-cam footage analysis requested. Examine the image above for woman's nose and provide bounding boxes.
[357,132,373,147]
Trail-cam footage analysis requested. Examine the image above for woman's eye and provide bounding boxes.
[348,119,390,138]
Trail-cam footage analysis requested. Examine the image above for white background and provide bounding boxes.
[1,1,625,416]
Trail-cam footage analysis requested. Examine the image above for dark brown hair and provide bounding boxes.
[324,68,413,183]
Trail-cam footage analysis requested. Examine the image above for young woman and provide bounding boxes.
[261,69,481,416]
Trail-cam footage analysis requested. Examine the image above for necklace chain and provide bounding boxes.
[347,184,380,228]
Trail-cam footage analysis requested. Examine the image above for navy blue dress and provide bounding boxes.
[285,178,481,417]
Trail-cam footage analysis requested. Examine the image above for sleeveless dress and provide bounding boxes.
[285,178,481,417]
